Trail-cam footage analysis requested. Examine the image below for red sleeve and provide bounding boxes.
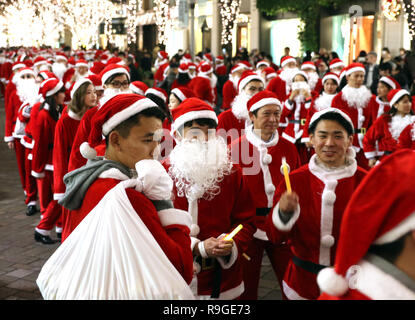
[4,92,18,141]
[32,111,52,177]
[362,117,384,159]
[397,124,413,149]
[126,188,194,284]
[221,81,236,110]
[53,118,70,197]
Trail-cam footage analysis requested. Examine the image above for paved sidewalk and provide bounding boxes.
[0,98,281,300]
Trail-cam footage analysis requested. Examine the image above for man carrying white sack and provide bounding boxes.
[163,97,256,300]
[265,108,367,300]
[36,93,195,299]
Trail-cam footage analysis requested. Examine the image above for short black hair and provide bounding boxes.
[105,107,165,147]
[368,232,410,264]
[177,118,217,136]
[308,111,354,136]
[379,62,392,73]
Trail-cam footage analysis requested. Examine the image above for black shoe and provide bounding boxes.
[34,231,56,245]
[26,205,38,216]
[56,232,62,240]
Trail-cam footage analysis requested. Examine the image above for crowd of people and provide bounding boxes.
[0,44,414,300]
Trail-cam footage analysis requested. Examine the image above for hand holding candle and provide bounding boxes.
[224,224,243,241]
[281,157,292,194]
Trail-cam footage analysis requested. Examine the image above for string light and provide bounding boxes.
[154,0,170,45]
[126,0,138,45]
[403,0,415,39]
[382,0,402,21]
[219,0,240,45]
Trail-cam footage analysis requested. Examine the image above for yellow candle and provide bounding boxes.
[282,157,292,194]
[224,224,243,241]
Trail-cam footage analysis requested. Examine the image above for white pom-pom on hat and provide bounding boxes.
[80,142,98,160]
[317,267,349,297]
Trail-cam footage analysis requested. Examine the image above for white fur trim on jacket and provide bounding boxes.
[157,208,192,229]
[31,170,45,178]
[282,280,308,300]
[4,136,14,142]
[216,233,239,270]
[53,193,65,201]
[272,202,301,232]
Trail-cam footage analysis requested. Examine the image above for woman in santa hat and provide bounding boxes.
[363,89,415,168]
[367,75,400,122]
[31,79,66,244]
[170,63,192,90]
[35,78,97,244]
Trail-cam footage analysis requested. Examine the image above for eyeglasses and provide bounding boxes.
[110,80,130,88]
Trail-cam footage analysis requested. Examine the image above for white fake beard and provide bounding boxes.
[99,87,133,107]
[52,62,67,80]
[231,91,251,121]
[279,67,299,90]
[168,136,233,201]
[16,79,40,105]
[389,114,414,141]
[307,71,319,91]
[291,81,310,104]
[341,85,372,109]
[230,75,240,89]
[314,92,336,111]
[74,70,87,81]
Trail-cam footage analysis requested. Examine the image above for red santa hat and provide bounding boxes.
[55,52,68,62]
[216,55,224,64]
[106,56,124,66]
[256,60,270,69]
[247,90,282,113]
[87,74,103,91]
[379,76,401,90]
[38,71,57,80]
[329,58,345,70]
[230,63,248,74]
[75,59,89,68]
[309,107,354,132]
[89,61,106,75]
[280,56,296,68]
[33,56,47,68]
[317,149,415,297]
[322,72,340,85]
[345,62,365,76]
[99,64,130,85]
[70,77,93,99]
[39,78,64,98]
[12,62,26,71]
[129,81,149,95]
[157,51,169,61]
[237,70,265,94]
[301,61,317,71]
[145,87,168,103]
[188,62,197,70]
[178,63,189,74]
[263,67,277,80]
[198,63,213,76]
[387,88,411,107]
[80,94,159,159]
[182,53,192,63]
[171,87,195,102]
[239,60,252,70]
[203,53,213,64]
[18,67,35,78]
[170,97,217,134]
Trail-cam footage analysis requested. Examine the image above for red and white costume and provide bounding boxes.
[398,121,415,150]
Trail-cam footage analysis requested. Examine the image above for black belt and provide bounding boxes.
[355,128,366,134]
[48,143,54,149]
[256,207,271,216]
[384,151,392,155]
[195,256,222,298]
[289,119,306,125]
[292,255,326,275]
[27,133,33,139]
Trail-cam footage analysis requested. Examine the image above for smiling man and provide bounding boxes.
[265,108,367,300]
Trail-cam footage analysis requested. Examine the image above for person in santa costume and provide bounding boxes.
[265,108,367,300]
[301,61,323,96]
[57,93,194,286]
[266,55,298,103]
[318,149,415,300]
[261,66,277,87]
[153,50,169,87]
[188,62,216,107]
[331,62,375,170]
[51,52,68,81]
[301,72,340,147]
[221,63,249,111]
[130,80,149,96]
[328,58,345,76]
[280,70,313,165]
[163,98,256,299]
[168,87,195,112]
[171,63,192,90]
[35,78,97,244]
[67,64,131,172]
[4,67,40,211]
[255,60,270,77]
[229,90,301,300]
[31,79,66,244]
[368,75,400,122]
[217,71,265,145]
[363,89,415,168]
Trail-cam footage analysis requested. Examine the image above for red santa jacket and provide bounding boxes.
[266,76,288,102]
[163,161,256,299]
[53,109,81,200]
[4,89,23,142]
[230,127,300,240]
[62,68,75,90]
[21,102,42,149]
[362,114,415,160]
[266,155,367,300]
[281,96,313,144]
[153,62,169,87]
[221,80,237,110]
[217,109,247,145]
[31,104,60,178]
[368,95,390,121]
[398,122,415,150]
[61,170,194,284]
[331,89,375,152]
[188,76,215,105]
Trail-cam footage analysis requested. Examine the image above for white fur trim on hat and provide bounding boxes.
[374,212,415,245]
[330,61,344,69]
[390,89,410,107]
[46,80,64,97]
[317,267,349,297]
[266,72,277,79]
[238,75,265,93]
[146,88,166,102]
[301,63,316,71]
[101,67,130,85]
[70,78,92,99]
[346,66,365,76]
[129,84,145,95]
[19,69,35,77]
[379,76,397,90]
[323,74,340,85]
[171,110,218,134]
[249,97,282,113]
[309,107,354,132]
[102,98,159,136]
[281,57,296,68]
[76,62,89,68]
[12,63,26,71]
[171,88,186,102]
